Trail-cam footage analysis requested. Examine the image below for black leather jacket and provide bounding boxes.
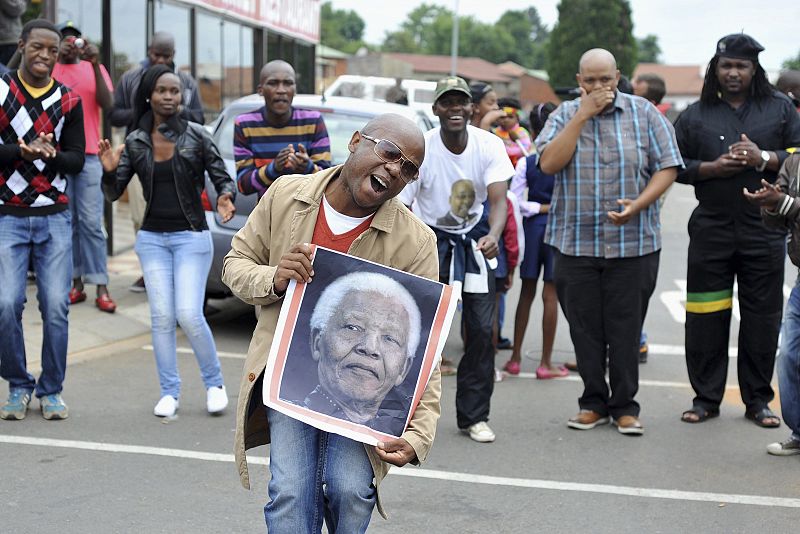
[102,116,235,231]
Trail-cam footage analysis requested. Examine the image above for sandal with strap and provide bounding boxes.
[680,405,719,423]
[745,407,781,428]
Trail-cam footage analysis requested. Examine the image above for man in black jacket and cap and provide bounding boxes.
[674,34,800,427]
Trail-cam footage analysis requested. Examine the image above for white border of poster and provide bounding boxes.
[263,245,459,446]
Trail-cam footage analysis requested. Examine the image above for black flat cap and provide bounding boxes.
[715,33,764,61]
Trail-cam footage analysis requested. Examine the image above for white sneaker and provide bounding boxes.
[154,395,178,417]
[206,386,228,414]
[464,421,496,443]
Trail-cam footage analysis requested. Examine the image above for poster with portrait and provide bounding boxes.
[263,245,459,446]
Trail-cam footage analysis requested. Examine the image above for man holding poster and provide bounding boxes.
[222,113,442,531]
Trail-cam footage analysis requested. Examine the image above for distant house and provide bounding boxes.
[317,45,350,94]
[632,63,705,115]
[346,52,559,109]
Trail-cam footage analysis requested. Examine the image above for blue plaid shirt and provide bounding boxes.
[536,92,683,258]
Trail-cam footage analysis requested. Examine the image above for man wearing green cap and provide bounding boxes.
[400,76,513,443]
[675,34,800,427]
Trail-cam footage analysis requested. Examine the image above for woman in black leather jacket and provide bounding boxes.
[99,64,235,419]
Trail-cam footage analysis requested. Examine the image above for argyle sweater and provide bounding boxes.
[0,71,85,216]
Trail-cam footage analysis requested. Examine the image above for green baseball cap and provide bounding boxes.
[434,76,471,103]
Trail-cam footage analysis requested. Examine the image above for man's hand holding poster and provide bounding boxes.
[263,246,458,445]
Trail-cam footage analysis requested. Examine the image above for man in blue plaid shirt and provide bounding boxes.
[536,48,682,436]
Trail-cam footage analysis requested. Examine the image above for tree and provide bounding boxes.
[783,50,800,70]
[320,1,367,54]
[547,0,638,88]
[637,34,661,64]
[495,8,550,69]
[381,4,549,69]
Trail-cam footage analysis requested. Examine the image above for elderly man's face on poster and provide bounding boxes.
[311,290,412,409]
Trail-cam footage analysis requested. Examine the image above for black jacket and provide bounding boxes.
[102,115,235,231]
[108,61,205,135]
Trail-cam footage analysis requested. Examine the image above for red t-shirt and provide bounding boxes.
[52,61,113,155]
[311,202,374,253]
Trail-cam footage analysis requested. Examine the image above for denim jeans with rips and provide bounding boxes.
[0,210,72,397]
[265,408,376,533]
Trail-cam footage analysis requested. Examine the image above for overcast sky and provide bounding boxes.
[330,0,800,71]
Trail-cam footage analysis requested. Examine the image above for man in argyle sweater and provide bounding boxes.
[0,19,85,421]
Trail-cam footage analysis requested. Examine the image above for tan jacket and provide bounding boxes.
[221,165,442,518]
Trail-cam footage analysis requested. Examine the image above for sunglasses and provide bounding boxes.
[359,132,419,184]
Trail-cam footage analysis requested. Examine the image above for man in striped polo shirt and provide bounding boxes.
[234,60,331,197]
[537,48,682,436]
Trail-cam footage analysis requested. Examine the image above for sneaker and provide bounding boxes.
[567,410,610,430]
[154,395,179,417]
[767,437,800,456]
[614,415,644,435]
[129,276,146,293]
[497,337,513,350]
[493,368,505,382]
[0,388,32,420]
[206,386,228,414]
[463,421,496,443]
[40,394,69,420]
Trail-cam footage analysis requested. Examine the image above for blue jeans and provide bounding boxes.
[266,408,376,533]
[778,284,800,440]
[0,211,72,397]
[134,230,223,398]
[66,155,108,285]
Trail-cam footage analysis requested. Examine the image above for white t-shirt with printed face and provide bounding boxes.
[399,125,514,235]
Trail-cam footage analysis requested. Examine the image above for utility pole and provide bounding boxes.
[450,0,459,76]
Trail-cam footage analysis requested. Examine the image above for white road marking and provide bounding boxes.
[509,373,739,390]
[2,434,797,509]
[144,346,740,389]
[143,345,246,359]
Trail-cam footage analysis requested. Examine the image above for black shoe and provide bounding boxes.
[497,337,513,350]
[129,276,146,293]
[638,343,648,364]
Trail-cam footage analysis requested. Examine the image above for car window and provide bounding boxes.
[214,107,374,165]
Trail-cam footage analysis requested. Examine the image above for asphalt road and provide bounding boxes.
[2,184,799,533]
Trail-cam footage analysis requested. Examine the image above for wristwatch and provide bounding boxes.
[756,150,770,172]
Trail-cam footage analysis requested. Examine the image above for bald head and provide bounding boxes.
[260,60,295,83]
[576,48,620,97]
[259,60,297,118]
[579,48,617,73]
[777,70,800,99]
[148,32,175,66]
[361,113,425,168]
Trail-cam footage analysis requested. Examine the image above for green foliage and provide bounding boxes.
[637,34,661,64]
[547,0,638,88]
[783,50,800,70]
[320,1,367,55]
[381,4,549,70]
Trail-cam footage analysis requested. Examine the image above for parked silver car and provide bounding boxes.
[202,94,434,297]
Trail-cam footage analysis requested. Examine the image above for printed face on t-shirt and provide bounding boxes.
[449,179,475,218]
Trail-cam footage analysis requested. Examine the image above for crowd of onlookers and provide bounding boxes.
[2,13,800,531]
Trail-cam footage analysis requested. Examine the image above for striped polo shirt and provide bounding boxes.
[536,91,683,258]
[233,106,331,196]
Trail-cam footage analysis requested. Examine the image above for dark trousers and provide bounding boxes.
[685,210,784,412]
[454,274,496,428]
[554,251,659,418]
